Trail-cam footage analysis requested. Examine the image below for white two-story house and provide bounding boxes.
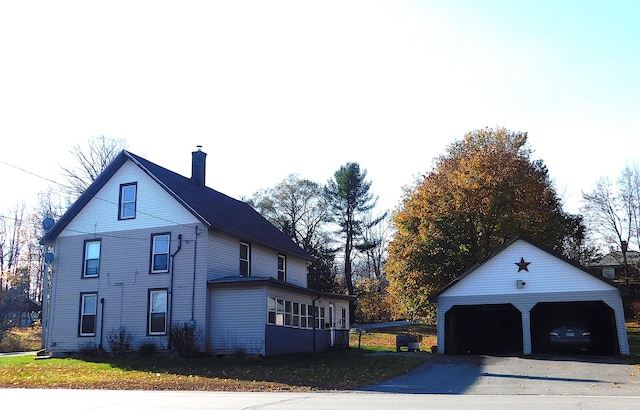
[40,147,351,356]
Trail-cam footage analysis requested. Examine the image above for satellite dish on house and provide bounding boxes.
[43,217,55,232]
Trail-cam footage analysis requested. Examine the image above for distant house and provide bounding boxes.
[1,296,40,328]
[588,250,640,283]
[40,147,351,356]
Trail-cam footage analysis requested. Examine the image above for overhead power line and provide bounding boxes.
[0,159,73,190]
[0,158,200,233]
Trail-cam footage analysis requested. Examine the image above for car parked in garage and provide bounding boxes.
[549,326,591,351]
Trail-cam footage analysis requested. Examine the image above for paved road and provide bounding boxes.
[362,354,640,396]
[2,353,639,408]
[0,389,639,409]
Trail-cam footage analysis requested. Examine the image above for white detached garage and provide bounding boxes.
[431,235,629,356]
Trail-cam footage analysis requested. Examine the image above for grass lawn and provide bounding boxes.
[0,349,430,391]
[0,326,42,353]
[0,326,431,391]
[626,322,640,362]
[3,322,636,391]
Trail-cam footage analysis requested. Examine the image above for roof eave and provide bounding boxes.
[208,276,354,300]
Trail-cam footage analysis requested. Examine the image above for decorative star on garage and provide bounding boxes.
[515,257,531,272]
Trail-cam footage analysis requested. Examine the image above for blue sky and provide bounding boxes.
[1,0,639,216]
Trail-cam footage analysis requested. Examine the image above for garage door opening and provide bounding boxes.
[530,301,618,356]
[445,304,523,355]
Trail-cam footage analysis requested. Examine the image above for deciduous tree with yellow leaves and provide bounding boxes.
[386,127,585,321]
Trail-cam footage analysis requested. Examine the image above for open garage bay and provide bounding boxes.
[530,301,618,355]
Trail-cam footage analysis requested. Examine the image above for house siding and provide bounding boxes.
[47,220,209,354]
[251,243,276,278]
[207,284,350,356]
[168,224,209,351]
[208,287,266,355]
[286,257,308,288]
[62,161,199,237]
[207,231,308,287]
[442,241,614,297]
[207,233,239,280]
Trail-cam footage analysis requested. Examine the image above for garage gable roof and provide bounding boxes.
[430,235,624,303]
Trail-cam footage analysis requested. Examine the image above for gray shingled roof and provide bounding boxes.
[42,150,310,260]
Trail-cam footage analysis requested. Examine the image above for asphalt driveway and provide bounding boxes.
[361,354,640,395]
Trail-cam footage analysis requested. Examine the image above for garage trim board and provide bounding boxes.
[431,235,630,356]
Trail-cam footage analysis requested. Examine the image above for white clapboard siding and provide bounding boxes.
[62,161,199,237]
[441,240,615,298]
[286,257,308,288]
[207,231,308,287]
[207,233,240,280]
[251,243,277,278]
[47,222,209,353]
[208,287,266,355]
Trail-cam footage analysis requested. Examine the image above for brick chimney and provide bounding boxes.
[191,145,207,187]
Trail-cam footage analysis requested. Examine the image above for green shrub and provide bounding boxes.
[78,342,99,358]
[0,334,21,352]
[169,322,200,358]
[108,326,132,355]
[138,340,158,358]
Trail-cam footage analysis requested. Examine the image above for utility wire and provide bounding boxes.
[0,159,73,191]
[1,158,201,234]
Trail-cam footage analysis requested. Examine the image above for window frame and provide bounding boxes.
[118,182,137,220]
[240,242,251,277]
[82,239,101,278]
[277,254,286,282]
[268,296,277,325]
[148,288,168,336]
[300,303,308,328]
[292,302,300,327]
[315,306,326,329]
[268,297,325,330]
[150,233,171,274]
[78,292,98,337]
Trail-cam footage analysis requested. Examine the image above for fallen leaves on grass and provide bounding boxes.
[0,349,429,392]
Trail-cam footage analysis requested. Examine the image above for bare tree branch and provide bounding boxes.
[60,135,127,200]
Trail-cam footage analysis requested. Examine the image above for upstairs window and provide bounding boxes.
[79,293,98,336]
[119,183,137,220]
[83,240,101,278]
[240,242,251,277]
[151,234,170,273]
[277,254,286,282]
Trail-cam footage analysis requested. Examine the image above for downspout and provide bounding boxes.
[167,234,182,349]
[99,298,105,350]
[190,226,201,323]
[312,295,321,352]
